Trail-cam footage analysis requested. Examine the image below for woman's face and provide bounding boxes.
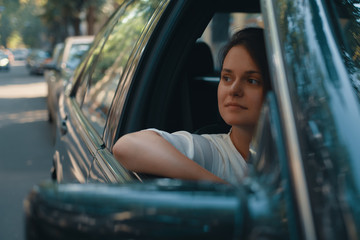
[218,45,265,130]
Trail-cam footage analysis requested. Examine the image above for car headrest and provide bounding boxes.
[188,41,214,76]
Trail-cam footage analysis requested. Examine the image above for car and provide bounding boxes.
[26,49,51,75]
[25,0,360,239]
[44,43,64,73]
[44,36,94,124]
[11,48,29,61]
[0,51,10,71]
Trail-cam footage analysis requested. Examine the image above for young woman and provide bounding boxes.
[113,28,270,185]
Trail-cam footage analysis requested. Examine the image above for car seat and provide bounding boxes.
[186,41,230,134]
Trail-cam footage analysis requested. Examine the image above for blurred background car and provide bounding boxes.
[26,49,51,75]
[11,48,29,61]
[45,36,94,123]
[44,43,64,71]
[0,51,10,71]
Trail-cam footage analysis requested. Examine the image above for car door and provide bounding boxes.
[53,0,169,183]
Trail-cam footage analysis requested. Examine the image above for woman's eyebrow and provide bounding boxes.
[221,68,233,73]
[245,70,262,75]
[221,69,262,75]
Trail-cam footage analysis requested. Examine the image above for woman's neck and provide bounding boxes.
[229,126,255,160]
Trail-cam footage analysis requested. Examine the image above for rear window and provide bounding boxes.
[200,13,263,71]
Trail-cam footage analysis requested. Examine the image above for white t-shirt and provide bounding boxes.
[148,128,248,185]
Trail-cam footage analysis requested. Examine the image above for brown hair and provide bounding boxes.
[220,27,271,92]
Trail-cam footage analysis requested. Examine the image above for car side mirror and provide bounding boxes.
[24,179,247,239]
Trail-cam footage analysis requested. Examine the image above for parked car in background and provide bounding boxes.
[25,0,360,239]
[45,36,94,123]
[44,43,64,71]
[11,48,29,61]
[0,51,10,71]
[1,48,14,64]
[26,49,51,75]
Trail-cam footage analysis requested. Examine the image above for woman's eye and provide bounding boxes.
[248,78,260,85]
[222,75,231,82]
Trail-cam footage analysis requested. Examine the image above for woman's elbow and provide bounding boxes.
[113,134,135,169]
[112,130,159,170]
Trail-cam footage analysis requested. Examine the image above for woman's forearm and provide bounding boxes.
[112,130,225,183]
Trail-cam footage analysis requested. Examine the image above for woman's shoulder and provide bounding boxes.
[200,132,230,143]
[146,128,231,148]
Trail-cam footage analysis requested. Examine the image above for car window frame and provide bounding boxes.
[79,0,169,138]
[103,0,171,150]
[89,0,171,183]
[248,91,294,238]
[261,0,316,238]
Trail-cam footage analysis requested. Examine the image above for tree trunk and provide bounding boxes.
[86,5,96,35]
[72,16,81,36]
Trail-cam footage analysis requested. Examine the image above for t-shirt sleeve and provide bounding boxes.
[145,128,247,185]
[146,128,215,170]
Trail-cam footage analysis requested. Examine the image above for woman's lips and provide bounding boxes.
[225,103,248,109]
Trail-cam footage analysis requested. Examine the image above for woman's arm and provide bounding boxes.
[112,130,226,183]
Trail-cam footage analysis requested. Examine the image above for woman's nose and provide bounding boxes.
[230,79,244,97]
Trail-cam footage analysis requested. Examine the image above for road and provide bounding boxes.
[0,62,54,240]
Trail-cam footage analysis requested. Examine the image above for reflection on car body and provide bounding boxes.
[25,0,360,239]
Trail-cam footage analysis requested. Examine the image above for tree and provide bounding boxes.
[0,0,48,49]
[41,0,108,41]
[0,0,21,47]
[20,0,48,48]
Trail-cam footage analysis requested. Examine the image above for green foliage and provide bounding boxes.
[0,0,46,48]
[0,0,20,47]
[7,31,24,48]
[0,0,112,49]
[41,0,109,44]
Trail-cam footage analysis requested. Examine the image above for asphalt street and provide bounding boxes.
[0,62,54,240]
